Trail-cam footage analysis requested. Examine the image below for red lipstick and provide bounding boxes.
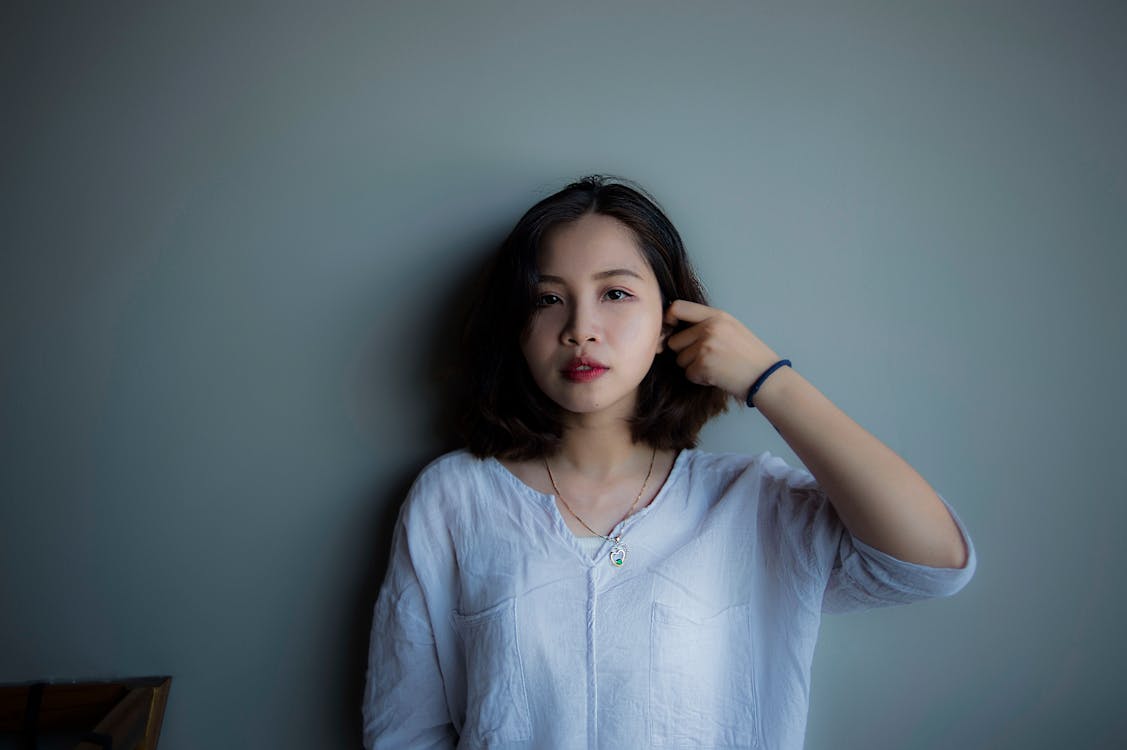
[562,357,608,383]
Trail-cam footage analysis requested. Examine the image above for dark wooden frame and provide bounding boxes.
[0,676,171,749]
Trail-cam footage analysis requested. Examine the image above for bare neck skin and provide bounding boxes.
[502,410,675,537]
[555,410,643,481]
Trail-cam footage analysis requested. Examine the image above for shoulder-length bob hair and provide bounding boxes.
[460,175,728,459]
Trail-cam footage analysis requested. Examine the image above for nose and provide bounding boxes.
[560,299,600,345]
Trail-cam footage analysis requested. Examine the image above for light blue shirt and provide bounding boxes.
[363,449,975,749]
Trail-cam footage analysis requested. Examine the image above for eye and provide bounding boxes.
[604,288,633,301]
[536,293,562,307]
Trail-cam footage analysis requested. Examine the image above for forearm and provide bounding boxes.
[753,366,968,568]
[663,299,968,568]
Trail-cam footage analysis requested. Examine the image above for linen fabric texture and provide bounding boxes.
[362,449,976,749]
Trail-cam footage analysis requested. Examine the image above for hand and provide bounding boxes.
[664,300,781,400]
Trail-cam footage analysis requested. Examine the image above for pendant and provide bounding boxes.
[609,537,627,567]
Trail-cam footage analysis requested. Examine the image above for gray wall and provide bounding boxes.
[2,2,1124,748]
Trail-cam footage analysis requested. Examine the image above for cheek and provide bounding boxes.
[518,334,539,368]
[520,316,557,370]
[621,308,664,341]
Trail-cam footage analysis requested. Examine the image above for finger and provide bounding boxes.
[664,299,716,327]
[665,323,705,352]
[671,338,698,372]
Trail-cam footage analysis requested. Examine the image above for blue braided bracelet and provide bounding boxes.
[745,359,792,408]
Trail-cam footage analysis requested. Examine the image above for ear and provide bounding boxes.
[657,322,673,353]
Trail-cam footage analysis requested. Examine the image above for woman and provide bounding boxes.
[363,176,974,749]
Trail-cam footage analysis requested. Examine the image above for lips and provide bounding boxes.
[562,357,609,383]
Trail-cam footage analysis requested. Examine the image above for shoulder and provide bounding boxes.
[386,451,496,554]
[402,448,543,513]
[680,449,827,524]
[398,449,494,516]
[681,449,809,488]
[414,448,490,481]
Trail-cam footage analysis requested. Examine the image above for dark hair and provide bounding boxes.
[459,175,728,459]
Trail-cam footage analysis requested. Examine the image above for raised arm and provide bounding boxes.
[664,299,967,569]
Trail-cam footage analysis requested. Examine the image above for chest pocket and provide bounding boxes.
[650,601,760,749]
[451,597,532,746]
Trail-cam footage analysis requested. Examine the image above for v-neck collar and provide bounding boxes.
[487,449,692,566]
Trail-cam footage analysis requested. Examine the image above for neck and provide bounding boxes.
[554,415,648,480]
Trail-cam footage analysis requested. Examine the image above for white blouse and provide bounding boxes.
[363,449,976,749]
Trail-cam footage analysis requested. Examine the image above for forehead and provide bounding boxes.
[538,213,653,278]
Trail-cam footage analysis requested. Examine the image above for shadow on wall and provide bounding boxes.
[341,230,508,743]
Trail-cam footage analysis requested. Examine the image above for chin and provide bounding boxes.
[556,394,637,421]
[555,397,604,415]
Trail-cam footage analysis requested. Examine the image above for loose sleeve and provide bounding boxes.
[362,509,457,749]
[759,455,977,615]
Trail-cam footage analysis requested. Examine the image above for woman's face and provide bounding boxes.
[521,213,666,426]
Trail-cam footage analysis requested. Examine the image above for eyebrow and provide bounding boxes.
[536,268,645,284]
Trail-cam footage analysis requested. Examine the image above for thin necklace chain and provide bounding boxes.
[544,446,657,542]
